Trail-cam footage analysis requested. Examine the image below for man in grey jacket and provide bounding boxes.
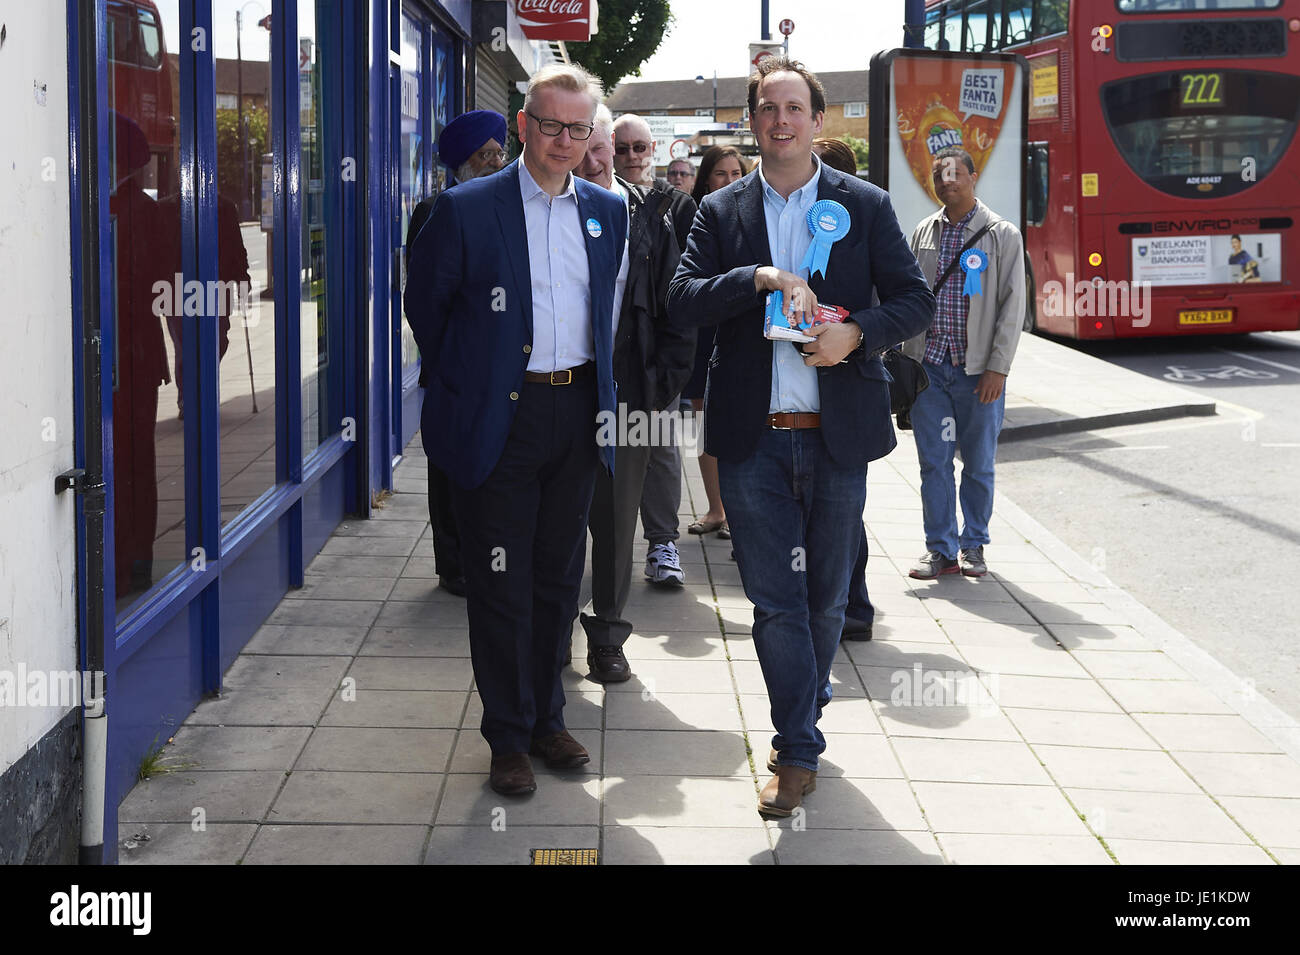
[901,147,1025,579]
[576,106,696,681]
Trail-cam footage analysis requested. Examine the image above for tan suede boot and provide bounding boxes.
[758,766,817,817]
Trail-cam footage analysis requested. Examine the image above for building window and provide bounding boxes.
[216,92,238,110]
[843,101,866,118]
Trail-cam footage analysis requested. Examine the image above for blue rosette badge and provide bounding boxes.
[961,248,988,296]
[800,199,851,279]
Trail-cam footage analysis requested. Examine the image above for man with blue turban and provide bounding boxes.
[439,109,508,185]
[405,109,507,597]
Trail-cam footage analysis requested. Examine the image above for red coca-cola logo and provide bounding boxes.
[518,0,586,16]
[516,0,592,40]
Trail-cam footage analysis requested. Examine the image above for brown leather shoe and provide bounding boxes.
[767,748,779,773]
[529,730,590,770]
[489,752,536,796]
[758,766,817,818]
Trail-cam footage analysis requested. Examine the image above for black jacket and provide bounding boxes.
[406,195,437,387]
[616,176,697,412]
[654,177,698,256]
[668,166,935,467]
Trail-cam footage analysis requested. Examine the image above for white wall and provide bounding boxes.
[0,4,78,773]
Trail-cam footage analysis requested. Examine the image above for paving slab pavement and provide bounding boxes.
[117,343,1299,865]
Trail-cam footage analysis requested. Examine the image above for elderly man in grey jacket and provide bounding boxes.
[901,146,1025,579]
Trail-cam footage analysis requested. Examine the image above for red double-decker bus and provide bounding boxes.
[921,0,1300,338]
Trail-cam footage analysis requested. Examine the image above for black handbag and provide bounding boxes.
[883,348,929,419]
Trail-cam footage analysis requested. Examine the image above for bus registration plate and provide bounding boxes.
[1178,309,1234,325]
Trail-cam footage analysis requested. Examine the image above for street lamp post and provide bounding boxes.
[236,2,268,222]
[237,8,245,219]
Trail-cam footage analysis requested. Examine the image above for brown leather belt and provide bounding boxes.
[523,361,594,385]
[767,412,821,430]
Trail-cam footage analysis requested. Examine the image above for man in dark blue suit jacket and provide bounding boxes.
[668,57,935,818]
[404,64,627,796]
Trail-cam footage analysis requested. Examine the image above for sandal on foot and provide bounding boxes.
[687,518,724,535]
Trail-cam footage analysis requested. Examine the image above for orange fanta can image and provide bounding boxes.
[893,58,1018,204]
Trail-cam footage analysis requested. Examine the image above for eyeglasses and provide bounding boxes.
[473,147,508,165]
[525,111,594,140]
[666,168,694,178]
[614,142,652,156]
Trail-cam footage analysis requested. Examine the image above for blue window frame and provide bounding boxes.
[392,2,465,464]
[69,0,374,863]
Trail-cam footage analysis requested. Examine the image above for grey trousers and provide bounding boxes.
[639,415,682,547]
[581,442,654,648]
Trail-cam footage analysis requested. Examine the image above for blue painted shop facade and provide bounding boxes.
[66,0,548,862]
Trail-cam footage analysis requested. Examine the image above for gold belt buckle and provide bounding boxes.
[550,369,573,386]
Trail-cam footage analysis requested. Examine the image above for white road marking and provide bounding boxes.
[1065,444,1170,453]
[1261,443,1300,448]
[1216,348,1300,376]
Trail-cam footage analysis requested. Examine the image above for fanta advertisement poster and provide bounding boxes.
[887,52,1024,240]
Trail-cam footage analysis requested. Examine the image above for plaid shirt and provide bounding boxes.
[924,205,978,367]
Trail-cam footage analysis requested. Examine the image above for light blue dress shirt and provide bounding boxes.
[760,154,823,413]
[610,179,631,338]
[519,159,593,373]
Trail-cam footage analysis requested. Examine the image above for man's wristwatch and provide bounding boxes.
[838,322,865,363]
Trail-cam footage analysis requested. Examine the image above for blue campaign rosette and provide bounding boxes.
[799,199,851,279]
[961,248,988,296]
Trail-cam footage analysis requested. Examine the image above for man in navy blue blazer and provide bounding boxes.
[404,64,627,796]
[668,57,935,818]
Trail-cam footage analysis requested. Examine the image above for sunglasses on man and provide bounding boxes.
[614,142,652,156]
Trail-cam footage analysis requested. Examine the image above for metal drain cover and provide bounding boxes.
[531,848,599,865]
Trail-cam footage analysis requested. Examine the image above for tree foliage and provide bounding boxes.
[565,0,673,93]
[216,107,269,207]
[842,135,869,172]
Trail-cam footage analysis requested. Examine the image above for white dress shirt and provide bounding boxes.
[519,159,593,373]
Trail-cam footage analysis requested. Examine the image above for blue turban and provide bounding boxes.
[439,110,507,171]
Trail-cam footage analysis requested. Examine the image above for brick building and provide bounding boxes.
[605,69,870,143]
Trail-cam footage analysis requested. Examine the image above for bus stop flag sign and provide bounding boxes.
[868,49,1028,244]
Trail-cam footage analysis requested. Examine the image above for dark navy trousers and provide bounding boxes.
[450,376,599,755]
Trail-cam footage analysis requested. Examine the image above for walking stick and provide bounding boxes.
[241,303,258,413]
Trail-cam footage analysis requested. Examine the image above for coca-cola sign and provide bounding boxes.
[516,0,594,42]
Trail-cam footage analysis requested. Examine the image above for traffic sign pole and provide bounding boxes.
[779,18,794,55]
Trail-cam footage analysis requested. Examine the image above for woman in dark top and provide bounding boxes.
[683,145,750,538]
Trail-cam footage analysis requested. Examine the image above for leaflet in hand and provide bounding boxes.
[763,291,850,343]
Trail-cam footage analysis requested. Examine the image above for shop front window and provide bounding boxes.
[214,5,275,526]
[107,0,185,612]
[298,0,340,455]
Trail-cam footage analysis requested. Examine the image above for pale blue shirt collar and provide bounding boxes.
[519,156,576,204]
[757,152,822,207]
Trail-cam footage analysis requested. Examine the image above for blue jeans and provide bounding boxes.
[718,428,867,772]
[910,360,1005,560]
[847,523,874,623]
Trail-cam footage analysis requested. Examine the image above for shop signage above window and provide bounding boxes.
[515,0,596,42]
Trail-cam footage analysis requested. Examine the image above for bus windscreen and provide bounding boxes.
[1117,0,1281,11]
[1101,70,1300,199]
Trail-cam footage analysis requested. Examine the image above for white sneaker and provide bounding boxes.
[644,542,686,587]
